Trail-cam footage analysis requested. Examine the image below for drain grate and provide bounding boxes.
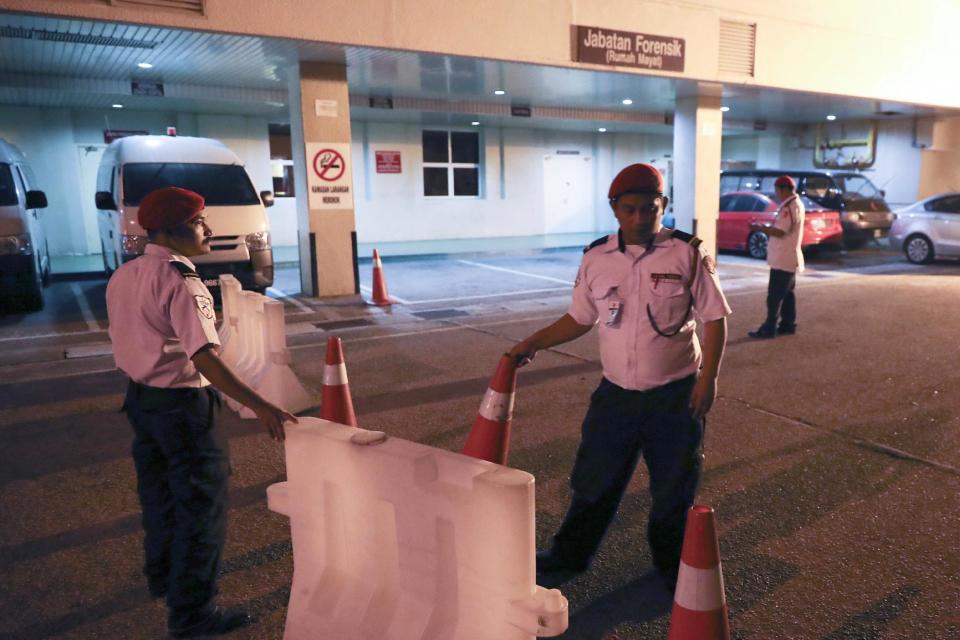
[313,318,375,330]
[412,308,470,320]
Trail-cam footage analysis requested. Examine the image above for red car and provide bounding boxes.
[717,191,844,259]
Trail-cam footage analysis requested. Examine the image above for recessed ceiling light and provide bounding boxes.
[720,106,730,112]
[826,114,837,120]
[598,127,607,133]
[494,89,505,95]
[471,121,480,126]
[622,98,633,105]
[137,62,153,69]
[112,104,124,109]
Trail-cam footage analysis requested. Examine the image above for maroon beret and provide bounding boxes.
[137,187,205,231]
[774,175,796,190]
[608,163,664,201]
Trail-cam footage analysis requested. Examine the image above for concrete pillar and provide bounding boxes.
[917,116,960,200]
[289,62,358,298]
[671,84,723,255]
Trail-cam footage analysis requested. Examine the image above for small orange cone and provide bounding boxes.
[320,336,357,427]
[371,249,394,306]
[462,354,517,464]
[667,505,731,640]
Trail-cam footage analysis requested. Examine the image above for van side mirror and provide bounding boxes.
[260,190,275,208]
[26,190,48,209]
[96,191,117,210]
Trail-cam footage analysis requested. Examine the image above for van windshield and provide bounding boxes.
[0,164,17,206]
[122,163,260,206]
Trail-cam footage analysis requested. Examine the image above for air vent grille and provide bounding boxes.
[108,0,205,14]
[718,20,755,77]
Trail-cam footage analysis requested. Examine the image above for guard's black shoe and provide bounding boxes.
[536,549,589,573]
[747,327,775,339]
[169,608,252,638]
[777,324,797,335]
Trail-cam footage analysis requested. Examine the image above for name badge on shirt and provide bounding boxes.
[606,299,623,326]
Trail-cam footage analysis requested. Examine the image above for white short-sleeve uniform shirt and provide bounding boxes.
[766,194,805,273]
[567,228,732,392]
[106,243,220,388]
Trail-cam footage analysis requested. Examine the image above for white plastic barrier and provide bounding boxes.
[217,275,242,369]
[267,419,569,640]
[238,298,312,417]
[225,291,266,412]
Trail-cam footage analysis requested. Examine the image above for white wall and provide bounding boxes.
[351,122,672,244]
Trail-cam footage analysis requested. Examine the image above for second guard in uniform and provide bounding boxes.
[106,187,298,638]
[507,163,731,587]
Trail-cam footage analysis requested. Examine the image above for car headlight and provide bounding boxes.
[245,231,271,251]
[120,234,148,256]
[0,233,34,256]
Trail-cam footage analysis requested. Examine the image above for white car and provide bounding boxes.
[888,192,960,264]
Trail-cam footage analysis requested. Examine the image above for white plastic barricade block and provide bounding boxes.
[238,298,312,417]
[267,419,569,639]
[216,275,242,368]
[226,291,266,413]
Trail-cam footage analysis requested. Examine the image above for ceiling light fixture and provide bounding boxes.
[137,62,153,69]
[598,127,607,133]
[112,104,124,109]
[494,89,505,95]
[622,98,633,105]
[720,106,730,112]
[471,121,480,126]
[826,114,837,120]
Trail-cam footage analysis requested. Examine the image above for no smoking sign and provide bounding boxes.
[306,142,353,209]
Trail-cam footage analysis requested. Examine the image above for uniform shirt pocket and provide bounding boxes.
[647,275,691,333]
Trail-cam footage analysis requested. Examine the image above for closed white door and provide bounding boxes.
[77,145,106,255]
[543,155,594,234]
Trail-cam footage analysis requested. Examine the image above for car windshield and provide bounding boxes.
[0,163,17,206]
[122,163,259,206]
[835,175,882,199]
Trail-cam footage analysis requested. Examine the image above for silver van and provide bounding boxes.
[0,138,50,311]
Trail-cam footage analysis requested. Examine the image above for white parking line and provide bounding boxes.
[358,284,410,304]
[266,287,312,313]
[70,282,102,332]
[407,286,570,305]
[457,259,575,285]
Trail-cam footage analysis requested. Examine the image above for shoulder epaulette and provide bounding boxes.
[670,229,702,249]
[169,260,200,279]
[582,235,609,254]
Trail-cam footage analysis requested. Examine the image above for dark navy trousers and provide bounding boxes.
[123,381,230,631]
[761,268,797,331]
[551,374,704,576]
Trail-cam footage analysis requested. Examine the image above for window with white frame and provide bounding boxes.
[422,129,480,197]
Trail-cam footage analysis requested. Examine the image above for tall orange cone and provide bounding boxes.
[320,336,358,427]
[370,248,394,306]
[462,354,517,465]
[667,505,731,640]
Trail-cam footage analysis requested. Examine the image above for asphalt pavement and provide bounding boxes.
[1,244,958,639]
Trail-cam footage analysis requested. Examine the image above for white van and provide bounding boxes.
[0,138,50,312]
[96,134,275,292]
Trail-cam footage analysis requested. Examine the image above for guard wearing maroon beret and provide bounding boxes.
[106,186,297,637]
[507,163,731,589]
[748,174,805,338]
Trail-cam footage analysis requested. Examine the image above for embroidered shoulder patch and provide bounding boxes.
[702,254,717,274]
[195,295,214,320]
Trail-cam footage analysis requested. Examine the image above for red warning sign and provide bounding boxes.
[312,149,346,182]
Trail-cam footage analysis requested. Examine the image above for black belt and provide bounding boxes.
[125,379,213,411]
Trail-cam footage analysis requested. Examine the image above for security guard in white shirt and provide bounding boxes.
[507,163,731,588]
[748,174,805,338]
[106,187,297,638]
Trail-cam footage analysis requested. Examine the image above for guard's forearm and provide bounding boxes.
[529,313,594,350]
[700,318,727,379]
[192,347,265,411]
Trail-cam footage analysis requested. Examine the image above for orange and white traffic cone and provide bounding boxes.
[667,504,731,640]
[462,354,517,465]
[320,336,357,427]
[370,248,394,306]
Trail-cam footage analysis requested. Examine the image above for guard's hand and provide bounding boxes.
[689,375,717,420]
[252,401,299,442]
[506,339,538,368]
